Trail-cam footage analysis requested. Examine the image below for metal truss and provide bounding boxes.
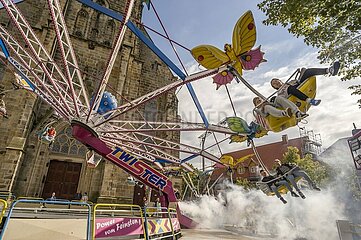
[0,0,86,117]
[86,0,135,123]
[99,120,235,135]
[93,68,219,127]
[0,0,233,167]
[99,124,223,164]
[47,0,90,111]
[0,26,71,119]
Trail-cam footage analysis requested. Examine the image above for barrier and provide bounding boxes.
[0,199,92,240]
[93,204,181,240]
[144,207,181,240]
[71,200,94,209]
[0,191,15,202]
[0,199,181,240]
[0,199,7,224]
[93,203,145,240]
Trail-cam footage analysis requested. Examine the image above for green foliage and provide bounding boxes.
[235,177,257,191]
[348,171,361,200]
[258,0,361,106]
[282,147,328,185]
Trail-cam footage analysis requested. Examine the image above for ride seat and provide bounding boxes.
[255,76,316,132]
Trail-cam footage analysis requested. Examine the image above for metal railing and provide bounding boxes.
[144,206,180,240]
[0,199,92,240]
[0,191,15,202]
[0,199,181,240]
[93,204,181,240]
[93,203,145,240]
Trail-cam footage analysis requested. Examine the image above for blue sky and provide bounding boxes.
[142,1,361,167]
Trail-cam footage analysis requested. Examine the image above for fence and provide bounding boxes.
[0,199,92,240]
[93,204,181,240]
[144,207,181,240]
[0,199,182,240]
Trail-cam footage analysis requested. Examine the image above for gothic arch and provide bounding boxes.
[73,8,89,38]
[51,126,87,157]
[86,0,111,47]
[103,20,115,47]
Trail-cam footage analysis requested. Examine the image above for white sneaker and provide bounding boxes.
[295,111,308,120]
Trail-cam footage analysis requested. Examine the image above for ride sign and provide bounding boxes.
[107,147,169,191]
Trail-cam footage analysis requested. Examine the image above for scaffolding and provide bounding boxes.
[348,129,361,170]
[299,127,322,156]
[347,128,361,191]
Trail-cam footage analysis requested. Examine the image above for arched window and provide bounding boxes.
[51,126,87,156]
[103,20,115,47]
[86,0,111,47]
[74,9,89,38]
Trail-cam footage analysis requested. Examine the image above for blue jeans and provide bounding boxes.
[286,170,315,192]
[270,180,293,198]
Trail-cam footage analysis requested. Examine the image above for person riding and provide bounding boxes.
[260,169,299,204]
[253,96,308,120]
[270,62,340,106]
[274,159,321,199]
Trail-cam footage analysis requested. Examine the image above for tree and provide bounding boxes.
[258,0,361,106]
[235,177,257,191]
[282,146,328,185]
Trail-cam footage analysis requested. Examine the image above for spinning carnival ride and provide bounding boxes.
[0,0,246,211]
[0,0,320,217]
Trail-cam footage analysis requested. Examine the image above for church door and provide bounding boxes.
[42,160,82,200]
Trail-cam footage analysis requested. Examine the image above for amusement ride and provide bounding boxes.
[0,0,328,221]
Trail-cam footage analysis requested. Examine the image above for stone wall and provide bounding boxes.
[0,0,179,203]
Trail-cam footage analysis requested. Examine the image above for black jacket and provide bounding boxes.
[276,163,295,176]
[261,175,277,187]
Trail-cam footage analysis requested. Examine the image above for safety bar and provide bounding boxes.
[252,68,307,120]
[0,199,92,240]
[257,166,298,186]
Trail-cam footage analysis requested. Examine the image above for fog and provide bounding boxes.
[179,139,360,239]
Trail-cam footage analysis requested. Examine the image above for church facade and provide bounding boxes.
[0,0,181,203]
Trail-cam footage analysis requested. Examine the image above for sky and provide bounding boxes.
[142,0,361,168]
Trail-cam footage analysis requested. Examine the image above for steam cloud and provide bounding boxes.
[179,139,359,240]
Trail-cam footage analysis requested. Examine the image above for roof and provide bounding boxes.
[224,136,304,169]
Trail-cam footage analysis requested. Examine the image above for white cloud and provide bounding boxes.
[177,53,360,169]
[143,0,360,169]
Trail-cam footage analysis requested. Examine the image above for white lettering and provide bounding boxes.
[116,218,140,231]
[96,219,116,230]
[104,228,115,235]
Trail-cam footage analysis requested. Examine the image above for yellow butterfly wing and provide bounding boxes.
[234,154,254,166]
[191,45,229,70]
[220,155,234,166]
[232,10,256,56]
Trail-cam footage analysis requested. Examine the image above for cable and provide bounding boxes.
[225,85,237,116]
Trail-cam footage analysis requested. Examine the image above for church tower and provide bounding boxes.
[0,0,179,203]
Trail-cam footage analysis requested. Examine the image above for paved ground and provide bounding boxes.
[181,229,265,240]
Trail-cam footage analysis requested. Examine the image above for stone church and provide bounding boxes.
[0,0,181,204]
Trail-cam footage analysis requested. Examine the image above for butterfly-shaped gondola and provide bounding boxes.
[191,11,265,89]
[224,116,268,144]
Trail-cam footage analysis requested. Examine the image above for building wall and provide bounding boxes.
[210,135,305,183]
[0,0,179,203]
